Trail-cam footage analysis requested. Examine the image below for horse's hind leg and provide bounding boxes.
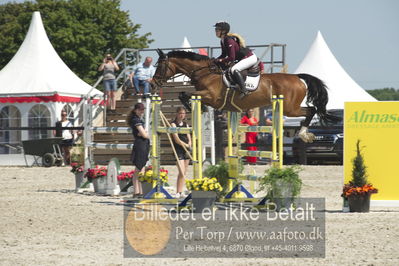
[300,107,316,127]
[297,107,316,143]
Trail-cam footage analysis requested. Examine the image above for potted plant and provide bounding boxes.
[70,162,85,190]
[138,166,169,196]
[342,140,378,212]
[203,160,237,198]
[117,170,135,192]
[85,166,107,193]
[70,144,84,165]
[186,177,223,212]
[257,165,302,210]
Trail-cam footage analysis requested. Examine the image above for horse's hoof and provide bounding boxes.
[307,133,315,143]
[299,134,308,143]
[299,132,314,143]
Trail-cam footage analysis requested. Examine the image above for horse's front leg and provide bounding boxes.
[177,90,213,111]
[192,90,217,106]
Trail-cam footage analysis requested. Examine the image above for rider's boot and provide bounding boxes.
[232,70,248,98]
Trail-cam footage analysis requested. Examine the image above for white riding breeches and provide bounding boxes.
[231,54,258,73]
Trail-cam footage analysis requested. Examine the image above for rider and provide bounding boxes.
[213,21,258,97]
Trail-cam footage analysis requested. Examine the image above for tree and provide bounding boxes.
[367,88,399,101]
[0,0,153,85]
[351,140,367,187]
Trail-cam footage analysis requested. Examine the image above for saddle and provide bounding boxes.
[223,60,261,92]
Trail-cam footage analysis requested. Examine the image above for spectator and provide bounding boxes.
[129,56,155,96]
[240,109,258,164]
[126,103,150,198]
[170,107,191,198]
[98,54,119,112]
[54,111,74,165]
[263,110,286,145]
[265,111,272,126]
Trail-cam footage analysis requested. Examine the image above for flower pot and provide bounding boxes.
[93,177,107,194]
[191,190,217,213]
[271,180,295,211]
[74,172,85,191]
[348,193,371,213]
[118,179,131,192]
[141,182,154,196]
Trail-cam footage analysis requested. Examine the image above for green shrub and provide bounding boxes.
[203,161,236,196]
[257,166,302,200]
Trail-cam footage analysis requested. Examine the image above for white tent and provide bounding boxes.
[180,36,193,52]
[295,31,376,109]
[0,11,102,100]
[0,12,102,160]
[171,36,192,83]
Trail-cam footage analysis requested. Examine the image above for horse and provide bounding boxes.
[152,49,340,142]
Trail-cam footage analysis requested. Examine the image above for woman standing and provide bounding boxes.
[98,54,119,112]
[126,103,150,197]
[54,111,74,165]
[171,107,191,198]
[240,109,258,164]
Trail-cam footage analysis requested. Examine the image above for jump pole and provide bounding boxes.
[178,96,205,207]
[192,96,203,179]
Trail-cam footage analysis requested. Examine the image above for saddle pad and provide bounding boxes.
[222,73,261,91]
[244,75,260,91]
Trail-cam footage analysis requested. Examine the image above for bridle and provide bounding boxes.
[153,57,175,86]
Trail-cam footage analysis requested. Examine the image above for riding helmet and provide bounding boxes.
[214,21,230,33]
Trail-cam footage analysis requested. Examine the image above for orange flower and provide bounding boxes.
[342,182,378,197]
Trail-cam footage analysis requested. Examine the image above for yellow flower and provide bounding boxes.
[145,170,153,178]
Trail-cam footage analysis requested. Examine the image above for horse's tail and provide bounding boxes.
[297,73,341,124]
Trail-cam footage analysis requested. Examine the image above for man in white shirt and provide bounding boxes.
[129,57,155,96]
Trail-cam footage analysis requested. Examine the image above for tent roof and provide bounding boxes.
[171,36,192,82]
[0,12,102,102]
[294,31,376,109]
[180,36,193,52]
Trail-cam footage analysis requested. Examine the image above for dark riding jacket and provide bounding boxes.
[217,36,252,65]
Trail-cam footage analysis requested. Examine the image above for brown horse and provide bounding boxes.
[152,50,339,142]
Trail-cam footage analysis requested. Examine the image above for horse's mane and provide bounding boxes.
[167,50,209,61]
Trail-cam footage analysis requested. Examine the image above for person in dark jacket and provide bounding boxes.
[126,103,150,197]
[213,21,258,97]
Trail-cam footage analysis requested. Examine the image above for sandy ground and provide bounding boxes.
[1,165,398,265]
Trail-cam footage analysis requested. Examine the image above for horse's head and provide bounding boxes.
[152,49,176,87]
[152,49,212,88]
